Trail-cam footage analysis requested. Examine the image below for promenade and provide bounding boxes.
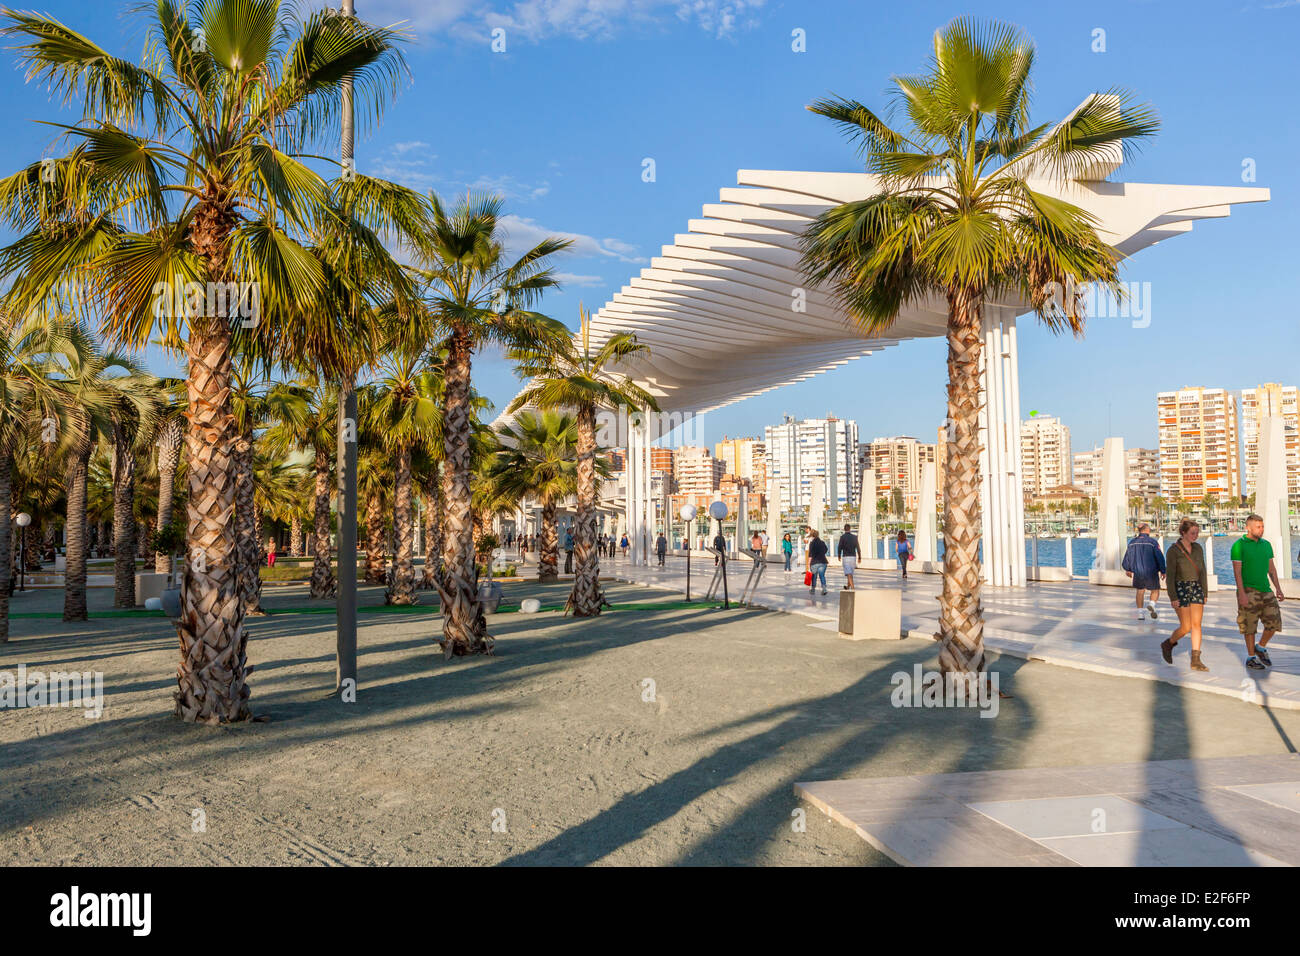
[611,553,1300,710]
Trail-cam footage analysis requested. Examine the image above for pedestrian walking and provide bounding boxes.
[1122,522,1166,621]
[781,532,793,571]
[1232,513,1286,671]
[266,537,277,568]
[655,532,667,566]
[750,529,763,554]
[837,523,861,589]
[895,530,912,579]
[1161,519,1209,671]
[805,527,829,596]
[563,528,574,574]
[620,533,629,557]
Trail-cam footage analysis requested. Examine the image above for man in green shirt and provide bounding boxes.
[1231,513,1286,670]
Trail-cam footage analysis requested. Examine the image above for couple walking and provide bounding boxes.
[803,524,862,596]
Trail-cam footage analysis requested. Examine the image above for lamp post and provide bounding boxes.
[709,500,730,609]
[15,512,31,592]
[680,503,697,602]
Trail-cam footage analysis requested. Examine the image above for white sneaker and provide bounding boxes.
[1145,601,1158,620]
[1137,610,1148,622]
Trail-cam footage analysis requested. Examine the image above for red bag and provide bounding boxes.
[908,553,916,561]
[804,571,813,586]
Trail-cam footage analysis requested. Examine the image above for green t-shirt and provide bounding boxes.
[1230,535,1274,592]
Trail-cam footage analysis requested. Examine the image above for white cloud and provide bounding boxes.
[500,214,647,264]
[553,272,608,287]
[342,0,764,42]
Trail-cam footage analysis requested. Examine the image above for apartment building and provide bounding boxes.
[1157,386,1240,502]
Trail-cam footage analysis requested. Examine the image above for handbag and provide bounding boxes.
[908,552,915,561]
[804,571,813,586]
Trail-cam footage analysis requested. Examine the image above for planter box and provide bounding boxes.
[135,572,171,607]
[838,589,904,641]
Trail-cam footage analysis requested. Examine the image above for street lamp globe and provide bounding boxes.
[15,512,31,528]
[708,501,728,521]
[679,504,697,521]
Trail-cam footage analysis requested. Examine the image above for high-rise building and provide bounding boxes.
[764,415,859,512]
[1157,386,1240,502]
[1020,415,1072,498]
[672,446,724,499]
[1241,383,1300,505]
[862,436,937,511]
[1073,446,1160,501]
[714,437,761,483]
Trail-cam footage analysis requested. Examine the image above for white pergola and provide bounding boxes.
[580,167,1267,583]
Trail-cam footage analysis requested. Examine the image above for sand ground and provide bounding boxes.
[2,576,1298,866]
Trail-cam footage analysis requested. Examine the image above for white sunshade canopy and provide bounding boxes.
[583,168,1268,415]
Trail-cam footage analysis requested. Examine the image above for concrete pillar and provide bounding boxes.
[1257,415,1294,581]
[978,311,1027,586]
[916,461,937,563]
[1088,437,1127,584]
[808,474,825,537]
[859,466,878,552]
[765,479,782,556]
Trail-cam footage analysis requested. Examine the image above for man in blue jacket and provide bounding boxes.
[1122,522,1166,621]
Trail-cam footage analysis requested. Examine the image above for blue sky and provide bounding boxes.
[1,0,1296,455]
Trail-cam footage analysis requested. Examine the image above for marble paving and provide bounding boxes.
[794,754,1300,866]
[609,555,1300,710]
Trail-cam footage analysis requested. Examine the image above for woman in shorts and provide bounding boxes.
[1163,518,1209,671]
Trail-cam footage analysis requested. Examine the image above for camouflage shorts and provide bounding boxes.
[1238,589,1282,635]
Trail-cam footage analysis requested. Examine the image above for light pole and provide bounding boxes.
[709,500,730,610]
[15,512,31,592]
[335,0,358,697]
[680,503,697,601]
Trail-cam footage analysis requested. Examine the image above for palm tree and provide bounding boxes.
[107,368,161,608]
[264,376,338,598]
[800,18,1157,679]
[358,445,390,585]
[0,317,88,641]
[232,364,304,615]
[0,0,407,723]
[40,322,138,621]
[153,380,186,574]
[491,412,579,583]
[408,192,571,656]
[507,305,656,616]
[367,345,441,605]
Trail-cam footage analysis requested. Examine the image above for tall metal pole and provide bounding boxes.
[335,0,358,695]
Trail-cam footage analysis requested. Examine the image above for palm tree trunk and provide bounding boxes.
[155,422,180,574]
[234,431,264,615]
[309,446,335,598]
[63,428,91,622]
[937,286,986,680]
[568,403,604,615]
[290,512,303,557]
[538,500,559,582]
[0,451,12,643]
[364,491,386,584]
[386,444,416,605]
[435,331,490,656]
[111,429,137,609]
[420,469,442,589]
[175,303,250,723]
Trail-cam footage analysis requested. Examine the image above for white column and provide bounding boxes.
[642,413,656,564]
[765,479,782,556]
[859,467,878,554]
[808,474,825,537]
[1258,415,1294,581]
[626,421,640,564]
[978,312,1027,587]
[916,461,938,563]
[1088,437,1127,584]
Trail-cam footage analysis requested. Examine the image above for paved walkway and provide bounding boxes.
[795,754,1300,866]
[610,555,1300,710]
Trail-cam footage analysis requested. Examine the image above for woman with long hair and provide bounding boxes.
[1163,518,1209,671]
[896,529,912,580]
